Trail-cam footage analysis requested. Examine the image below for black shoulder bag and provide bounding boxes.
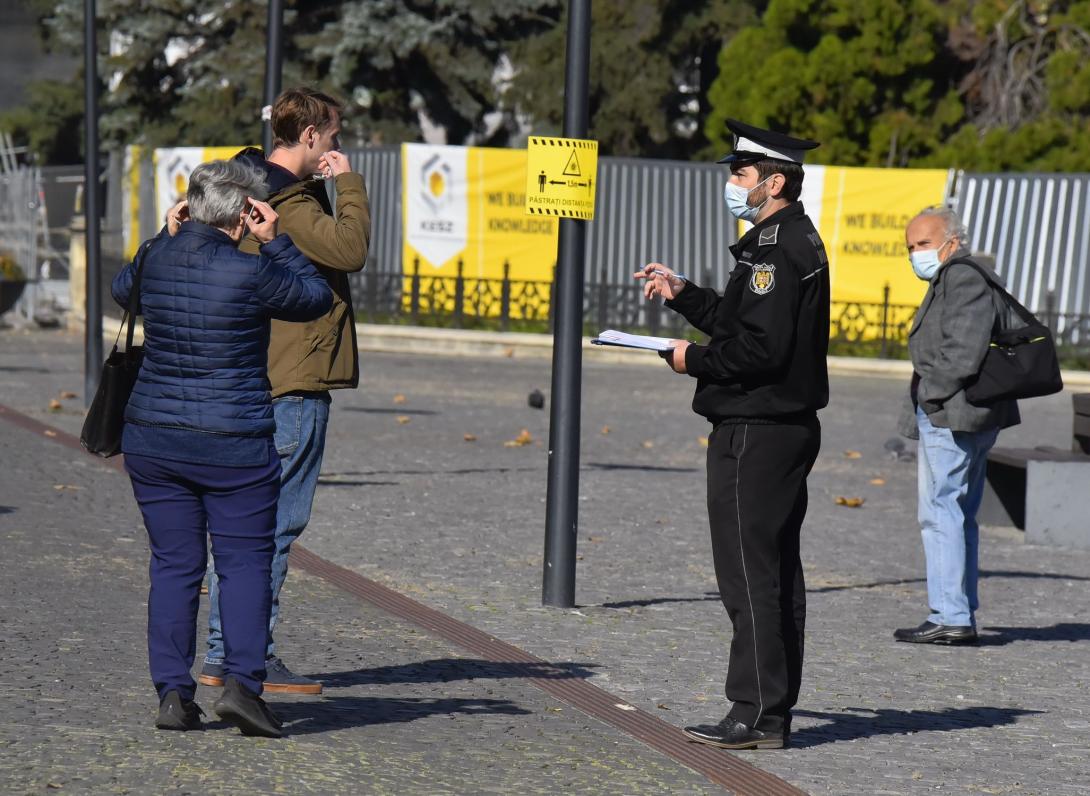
[79,243,150,457]
[954,258,1063,406]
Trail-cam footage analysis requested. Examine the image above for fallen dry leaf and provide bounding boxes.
[60,391,77,400]
[393,394,407,404]
[657,703,671,710]
[48,399,62,412]
[642,440,654,449]
[463,433,478,442]
[503,428,533,447]
[698,436,709,447]
[546,706,562,712]
[600,425,611,435]
[870,477,886,486]
[843,450,862,459]
[43,429,57,437]
[503,347,515,358]
[53,484,83,491]
[396,415,411,425]
[835,496,866,508]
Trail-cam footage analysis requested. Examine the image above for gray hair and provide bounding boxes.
[915,205,971,248]
[187,159,269,229]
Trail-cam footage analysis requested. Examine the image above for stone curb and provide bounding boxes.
[102,318,1090,387]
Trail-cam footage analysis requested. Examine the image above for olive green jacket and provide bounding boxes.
[239,168,370,398]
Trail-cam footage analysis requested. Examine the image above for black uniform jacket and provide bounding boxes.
[665,202,830,423]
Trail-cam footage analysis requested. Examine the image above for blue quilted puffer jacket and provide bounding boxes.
[111,223,332,437]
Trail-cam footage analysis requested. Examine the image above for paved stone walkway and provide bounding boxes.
[2,328,1090,794]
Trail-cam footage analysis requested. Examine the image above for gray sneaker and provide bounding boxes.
[198,660,225,687]
[264,656,322,694]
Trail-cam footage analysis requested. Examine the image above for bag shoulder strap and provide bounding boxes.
[944,257,1039,326]
[119,240,153,355]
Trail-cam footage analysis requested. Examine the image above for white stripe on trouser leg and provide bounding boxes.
[734,424,763,725]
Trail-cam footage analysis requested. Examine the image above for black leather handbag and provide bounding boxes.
[957,259,1063,406]
[80,244,149,457]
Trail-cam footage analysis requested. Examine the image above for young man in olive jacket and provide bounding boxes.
[200,88,371,694]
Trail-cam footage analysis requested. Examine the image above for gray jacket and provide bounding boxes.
[898,254,1021,439]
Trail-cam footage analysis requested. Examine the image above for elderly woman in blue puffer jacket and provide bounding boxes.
[112,159,331,738]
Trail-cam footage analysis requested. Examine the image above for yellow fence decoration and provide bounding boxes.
[402,143,560,317]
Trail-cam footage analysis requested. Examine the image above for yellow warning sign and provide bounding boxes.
[525,136,598,220]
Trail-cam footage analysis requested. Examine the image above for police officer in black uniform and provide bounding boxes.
[636,119,830,750]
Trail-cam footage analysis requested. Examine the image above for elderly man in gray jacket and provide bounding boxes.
[894,206,1020,645]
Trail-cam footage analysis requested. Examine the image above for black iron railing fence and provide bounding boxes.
[350,262,1090,363]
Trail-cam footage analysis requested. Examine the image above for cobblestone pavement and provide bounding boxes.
[0,380,721,793]
[3,328,1090,795]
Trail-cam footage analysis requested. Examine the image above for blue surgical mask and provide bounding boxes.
[909,239,951,281]
[724,177,772,222]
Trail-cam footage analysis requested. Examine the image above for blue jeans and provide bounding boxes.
[126,441,279,699]
[916,406,998,627]
[205,393,331,664]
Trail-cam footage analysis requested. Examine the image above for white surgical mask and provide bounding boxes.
[909,238,952,281]
[724,177,772,222]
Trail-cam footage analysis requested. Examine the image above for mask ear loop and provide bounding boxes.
[749,175,775,215]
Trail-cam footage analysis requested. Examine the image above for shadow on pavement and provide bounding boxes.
[598,594,721,609]
[0,505,15,515]
[317,478,400,487]
[340,407,440,416]
[311,658,600,689]
[256,696,532,735]
[980,569,1090,582]
[979,623,1090,645]
[320,466,540,477]
[791,706,1042,748]
[808,577,926,594]
[794,569,1090,596]
[0,365,51,373]
[586,462,700,473]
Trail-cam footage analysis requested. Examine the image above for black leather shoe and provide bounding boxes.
[894,621,977,645]
[155,691,204,731]
[213,676,283,738]
[683,718,784,750]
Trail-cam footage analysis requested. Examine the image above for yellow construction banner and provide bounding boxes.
[817,166,948,307]
[524,136,598,220]
[402,143,560,286]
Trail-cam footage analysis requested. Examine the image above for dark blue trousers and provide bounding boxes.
[125,443,279,700]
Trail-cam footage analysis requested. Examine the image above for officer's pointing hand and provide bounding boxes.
[635,262,684,301]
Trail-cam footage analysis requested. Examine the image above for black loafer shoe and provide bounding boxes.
[155,691,204,731]
[894,621,977,645]
[683,718,784,750]
[212,676,283,738]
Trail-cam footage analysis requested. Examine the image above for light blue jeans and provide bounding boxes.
[205,393,331,664]
[916,406,998,628]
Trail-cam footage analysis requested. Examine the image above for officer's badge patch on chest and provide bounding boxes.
[749,264,776,295]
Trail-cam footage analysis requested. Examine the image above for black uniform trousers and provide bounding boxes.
[706,416,820,733]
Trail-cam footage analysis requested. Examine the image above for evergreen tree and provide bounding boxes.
[507,0,757,158]
[704,0,1090,170]
[705,0,966,167]
[302,0,560,148]
[927,0,1090,170]
[36,0,322,150]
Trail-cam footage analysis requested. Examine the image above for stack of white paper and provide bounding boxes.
[591,329,674,352]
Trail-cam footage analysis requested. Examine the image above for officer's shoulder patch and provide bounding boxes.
[758,224,779,247]
[749,263,776,295]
